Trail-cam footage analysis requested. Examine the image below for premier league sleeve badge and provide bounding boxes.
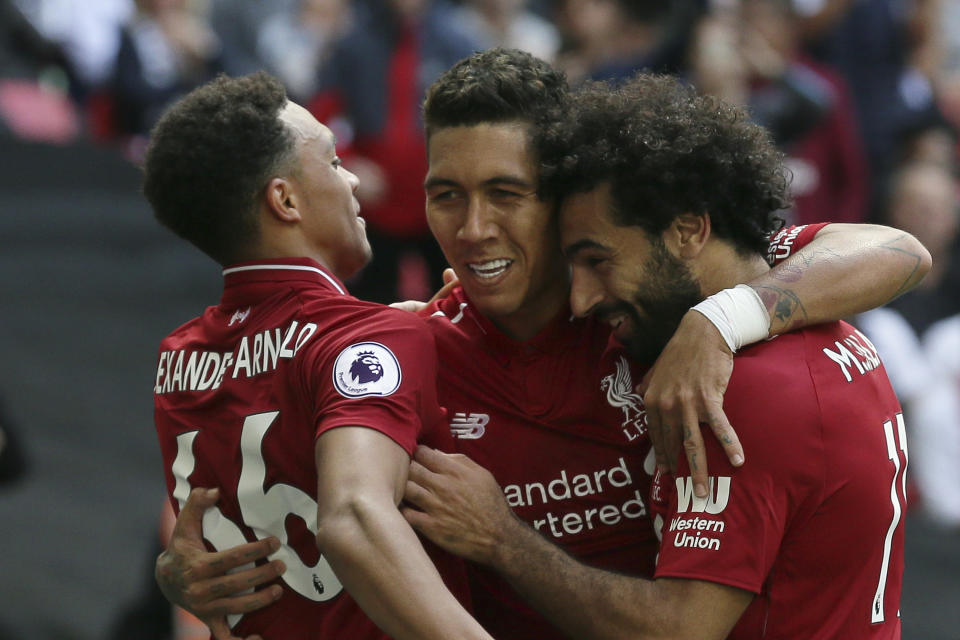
[332,342,402,398]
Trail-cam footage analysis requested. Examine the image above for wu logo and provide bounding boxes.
[601,356,647,440]
[675,476,731,514]
[450,413,489,439]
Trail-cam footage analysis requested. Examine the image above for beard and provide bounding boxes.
[600,241,703,364]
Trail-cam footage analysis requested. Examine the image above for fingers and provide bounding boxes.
[403,474,435,508]
[208,617,243,640]
[199,584,284,619]
[427,269,460,305]
[400,504,430,532]
[388,300,426,313]
[681,404,709,498]
[176,487,220,540]
[187,537,282,582]
[407,457,448,496]
[705,405,744,468]
[188,560,286,605]
[412,445,455,473]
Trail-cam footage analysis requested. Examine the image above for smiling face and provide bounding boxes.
[425,121,570,340]
[279,101,370,278]
[561,183,703,363]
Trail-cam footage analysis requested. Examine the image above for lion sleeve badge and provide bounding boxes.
[332,342,402,398]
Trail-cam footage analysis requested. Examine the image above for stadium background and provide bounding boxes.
[0,0,958,637]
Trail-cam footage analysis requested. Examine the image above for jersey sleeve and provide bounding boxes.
[766,223,830,266]
[301,310,444,456]
[653,338,823,593]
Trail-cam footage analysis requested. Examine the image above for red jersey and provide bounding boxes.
[652,321,906,639]
[153,258,469,639]
[766,222,829,265]
[422,289,658,639]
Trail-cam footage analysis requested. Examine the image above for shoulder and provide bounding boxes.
[722,326,838,431]
[298,297,439,370]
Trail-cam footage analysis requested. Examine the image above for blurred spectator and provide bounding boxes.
[209,0,295,77]
[554,0,701,84]
[856,157,960,530]
[452,0,560,63]
[0,0,80,143]
[257,0,351,102]
[885,160,960,333]
[801,0,945,220]
[689,0,869,226]
[111,0,223,138]
[13,0,132,95]
[913,312,960,529]
[896,113,959,170]
[320,0,482,303]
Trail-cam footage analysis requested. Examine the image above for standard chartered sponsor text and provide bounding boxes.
[502,457,647,539]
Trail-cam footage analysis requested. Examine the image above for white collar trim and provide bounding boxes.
[221,264,345,295]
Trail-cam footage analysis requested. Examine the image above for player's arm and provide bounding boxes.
[403,446,751,640]
[643,223,931,497]
[315,426,492,640]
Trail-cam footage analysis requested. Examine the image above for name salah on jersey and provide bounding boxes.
[154,319,319,394]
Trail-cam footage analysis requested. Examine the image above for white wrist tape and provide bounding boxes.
[691,284,771,353]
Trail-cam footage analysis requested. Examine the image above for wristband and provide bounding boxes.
[691,284,771,353]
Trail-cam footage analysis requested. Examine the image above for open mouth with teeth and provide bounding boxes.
[467,258,514,279]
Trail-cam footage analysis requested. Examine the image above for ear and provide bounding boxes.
[264,177,302,223]
[669,213,711,259]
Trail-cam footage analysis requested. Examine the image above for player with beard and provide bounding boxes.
[156,52,927,639]
[402,73,909,639]
[146,73,491,640]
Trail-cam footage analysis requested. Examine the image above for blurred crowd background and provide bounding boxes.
[0,0,958,638]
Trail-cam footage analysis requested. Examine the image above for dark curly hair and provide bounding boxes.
[423,48,569,164]
[143,72,294,265]
[540,74,789,255]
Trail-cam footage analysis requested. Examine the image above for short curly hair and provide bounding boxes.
[540,74,789,255]
[143,72,294,264]
[423,48,569,171]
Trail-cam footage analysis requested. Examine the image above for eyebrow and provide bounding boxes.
[563,238,609,258]
[423,175,536,191]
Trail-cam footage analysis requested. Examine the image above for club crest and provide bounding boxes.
[601,355,647,439]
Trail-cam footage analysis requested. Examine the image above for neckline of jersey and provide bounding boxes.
[221,258,347,295]
[439,287,591,360]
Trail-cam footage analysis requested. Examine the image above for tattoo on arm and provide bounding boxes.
[881,234,926,301]
[755,285,807,333]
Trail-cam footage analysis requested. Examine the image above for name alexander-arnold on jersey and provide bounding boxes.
[154,319,318,394]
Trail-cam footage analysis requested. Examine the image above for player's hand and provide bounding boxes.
[639,310,744,498]
[156,488,286,640]
[402,446,517,566]
[389,268,459,313]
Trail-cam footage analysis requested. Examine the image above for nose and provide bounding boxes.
[457,196,498,243]
[569,264,606,318]
[344,167,359,194]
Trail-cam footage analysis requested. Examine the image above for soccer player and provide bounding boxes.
[156,51,927,639]
[146,72,491,640]
[402,73,909,639]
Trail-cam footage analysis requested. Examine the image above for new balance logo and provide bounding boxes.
[450,413,489,439]
[228,307,251,326]
[675,476,731,514]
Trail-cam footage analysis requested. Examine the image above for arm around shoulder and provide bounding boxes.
[754,223,932,335]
